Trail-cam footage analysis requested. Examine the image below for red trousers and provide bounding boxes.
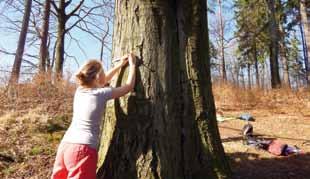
[51,142,98,179]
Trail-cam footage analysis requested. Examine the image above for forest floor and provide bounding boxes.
[214,84,310,179]
[0,81,74,179]
[0,81,310,179]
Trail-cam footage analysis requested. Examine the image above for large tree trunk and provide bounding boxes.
[39,0,51,73]
[9,0,32,84]
[300,0,310,85]
[97,0,231,179]
[266,0,281,88]
[179,0,231,177]
[54,0,66,75]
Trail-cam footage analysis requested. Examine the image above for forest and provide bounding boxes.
[0,0,309,179]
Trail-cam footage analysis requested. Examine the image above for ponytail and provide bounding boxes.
[75,60,103,87]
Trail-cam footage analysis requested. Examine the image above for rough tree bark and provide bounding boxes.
[300,0,310,85]
[97,0,231,179]
[178,0,231,177]
[39,0,51,73]
[9,0,32,84]
[266,0,281,88]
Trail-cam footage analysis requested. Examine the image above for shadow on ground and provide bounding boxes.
[228,152,310,179]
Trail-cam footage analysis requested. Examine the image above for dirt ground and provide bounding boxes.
[1,83,310,178]
[218,108,310,179]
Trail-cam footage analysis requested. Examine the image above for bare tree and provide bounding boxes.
[9,0,32,84]
[51,0,112,76]
[218,0,227,81]
[1,0,55,78]
[209,0,236,82]
[38,0,51,73]
[0,0,113,81]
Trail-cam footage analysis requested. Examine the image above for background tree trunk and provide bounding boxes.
[262,61,266,89]
[39,0,51,73]
[218,0,227,81]
[247,63,251,89]
[300,0,310,85]
[97,0,231,179]
[241,69,245,89]
[279,24,290,87]
[53,0,85,76]
[266,0,281,88]
[54,0,66,75]
[9,0,32,84]
[254,45,260,88]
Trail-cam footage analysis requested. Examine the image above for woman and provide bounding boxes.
[51,53,136,179]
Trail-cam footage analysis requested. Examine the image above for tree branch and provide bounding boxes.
[30,10,42,39]
[23,59,38,68]
[67,31,88,58]
[66,0,84,18]
[0,48,39,59]
[65,0,72,8]
[51,0,59,13]
[65,4,103,33]
[64,51,80,68]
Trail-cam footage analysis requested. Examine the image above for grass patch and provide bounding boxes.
[35,114,70,135]
[29,146,43,156]
[2,166,17,175]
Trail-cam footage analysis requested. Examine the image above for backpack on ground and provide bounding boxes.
[267,140,288,156]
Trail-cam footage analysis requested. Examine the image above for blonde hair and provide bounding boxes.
[75,60,103,87]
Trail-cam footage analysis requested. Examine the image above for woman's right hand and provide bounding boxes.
[110,53,136,99]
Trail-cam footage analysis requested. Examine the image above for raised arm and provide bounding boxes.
[111,53,136,99]
[104,55,128,83]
